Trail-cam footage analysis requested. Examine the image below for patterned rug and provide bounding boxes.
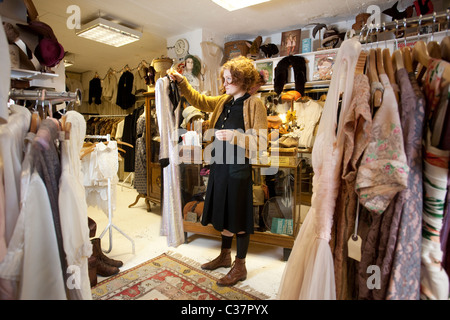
[91,252,269,300]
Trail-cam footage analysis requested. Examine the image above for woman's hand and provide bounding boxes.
[167,68,183,83]
[215,129,234,141]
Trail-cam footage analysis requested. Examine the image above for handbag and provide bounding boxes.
[183,201,204,222]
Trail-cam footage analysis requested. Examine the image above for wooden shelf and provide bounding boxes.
[183,221,294,249]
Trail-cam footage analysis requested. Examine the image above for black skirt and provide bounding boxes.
[201,94,254,234]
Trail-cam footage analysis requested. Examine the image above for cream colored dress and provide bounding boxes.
[278,38,362,300]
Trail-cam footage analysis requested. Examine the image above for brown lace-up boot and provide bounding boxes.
[91,238,123,268]
[201,248,232,270]
[216,257,247,286]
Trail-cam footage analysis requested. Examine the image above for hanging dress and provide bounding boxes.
[201,41,223,96]
[58,111,92,300]
[134,114,147,195]
[155,77,185,247]
[331,72,372,300]
[420,59,450,300]
[356,72,409,300]
[383,67,425,300]
[278,38,362,300]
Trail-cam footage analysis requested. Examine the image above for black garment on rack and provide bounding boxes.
[116,71,136,110]
[122,105,144,172]
[89,77,102,105]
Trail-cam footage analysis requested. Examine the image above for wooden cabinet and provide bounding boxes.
[144,91,161,208]
[181,159,312,261]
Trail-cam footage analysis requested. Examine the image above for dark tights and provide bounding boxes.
[220,233,250,259]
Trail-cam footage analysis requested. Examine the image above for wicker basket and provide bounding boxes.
[222,40,252,64]
[152,57,173,73]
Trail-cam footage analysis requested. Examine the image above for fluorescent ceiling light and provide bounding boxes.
[76,18,142,47]
[211,0,270,11]
[64,60,74,68]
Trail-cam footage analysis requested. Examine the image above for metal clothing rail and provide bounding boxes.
[85,134,135,254]
[88,114,127,119]
[360,9,450,36]
[9,88,80,103]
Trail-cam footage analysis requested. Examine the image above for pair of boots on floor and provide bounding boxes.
[201,233,250,287]
[88,217,123,286]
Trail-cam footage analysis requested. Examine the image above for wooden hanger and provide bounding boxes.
[355,50,368,75]
[383,48,395,80]
[427,41,441,59]
[441,36,450,62]
[376,48,386,76]
[368,49,379,83]
[392,49,405,72]
[64,122,71,140]
[413,40,450,88]
[402,47,414,73]
[117,140,134,148]
[368,49,382,108]
[29,111,40,134]
[384,48,399,103]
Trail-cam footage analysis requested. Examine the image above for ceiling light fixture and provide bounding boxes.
[64,60,74,68]
[211,0,270,11]
[76,17,142,47]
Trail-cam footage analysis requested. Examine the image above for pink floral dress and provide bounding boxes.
[355,74,409,214]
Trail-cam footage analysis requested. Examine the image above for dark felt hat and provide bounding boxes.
[17,20,64,67]
[34,37,65,67]
[17,20,57,41]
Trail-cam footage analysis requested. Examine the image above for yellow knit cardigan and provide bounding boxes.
[178,77,268,161]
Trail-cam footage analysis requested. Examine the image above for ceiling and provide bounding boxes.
[31,0,395,74]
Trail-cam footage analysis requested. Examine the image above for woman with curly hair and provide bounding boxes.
[168,56,267,286]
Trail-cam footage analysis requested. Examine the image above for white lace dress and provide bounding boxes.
[82,140,119,216]
[59,111,92,300]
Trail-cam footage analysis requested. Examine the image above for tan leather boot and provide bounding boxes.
[201,248,232,270]
[217,257,247,286]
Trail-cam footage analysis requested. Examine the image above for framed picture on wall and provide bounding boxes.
[312,52,336,81]
[255,61,273,85]
[280,29,301,56]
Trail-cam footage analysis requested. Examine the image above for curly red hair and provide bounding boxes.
[219,56,260,94]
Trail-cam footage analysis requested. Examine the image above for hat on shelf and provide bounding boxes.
[181,106,203,129]
[17,20,65,68]
[34,38,65,67]
[17,20,58,41]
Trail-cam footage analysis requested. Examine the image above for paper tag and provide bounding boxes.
[348,235,362,262]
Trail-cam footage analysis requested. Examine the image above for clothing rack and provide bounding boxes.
[96,59,152,81]
[85,134,135,255]
[360,10,450,37]
[9,88,80,103]
[87,114,126,119]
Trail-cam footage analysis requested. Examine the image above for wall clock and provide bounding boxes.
[175,38,189,57]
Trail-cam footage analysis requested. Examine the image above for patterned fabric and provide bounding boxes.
[421,61,450,299]
[384,69,425,300]
[155,77,185,248]
[134,115,147,195]
[331,73,372,300]
[356,72,408,300]
[355,74,409,214]
[278,39,362,300]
